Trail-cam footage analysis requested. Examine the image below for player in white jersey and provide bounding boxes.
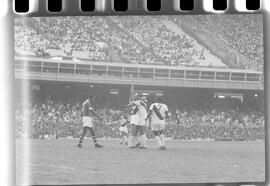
[107,114,129,145]
[146,96,169,150]
[127,95,148,149]
[128,98,141,148]
[119,115,129,145]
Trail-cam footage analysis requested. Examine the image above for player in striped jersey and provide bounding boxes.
[77,95,103,148]
[127,94,148,149]
[105,114,129,145]
[146,96,169,150]
[119,115,129,145]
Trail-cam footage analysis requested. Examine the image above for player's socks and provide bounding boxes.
[92,136,103,148]
[140,135,146,147]
[133,137,137,145]
[134,137,141,147]
[128,136,134,147]
[155,136,162,147]
[78,136,84,147]
[160,134,166,147]
[120,138,123,144]
[92,136,98,144]
[78,127,88,147]
[123,136,128,145]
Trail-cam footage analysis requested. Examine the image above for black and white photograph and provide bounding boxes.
[14,14,265,185]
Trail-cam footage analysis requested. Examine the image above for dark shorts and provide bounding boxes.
[131,125,146,136]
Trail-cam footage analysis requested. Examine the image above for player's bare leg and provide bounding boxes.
[153,131,164,150]
[139,135,147,149]
[160,130,167,150]
[124,135,128,145]
[139,127,147,149]
[120,137,124,144]
[120,132,124,144]
[89,127,103,148]
[134,136,141,147]
[128,124,137,148]
[128,135,135,148]
[77,127,88,148]
[120,131,128,145]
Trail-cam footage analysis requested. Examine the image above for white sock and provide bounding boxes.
[140,135,146,147]
[128,136,134,147]
[124,136,128,142]
[134,136,139,145]
[160,134,166,147]
[155,136,162,147]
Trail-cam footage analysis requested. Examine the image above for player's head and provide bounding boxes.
[155,96,163,103]
[88,94,95,102]
[133,93,141,101]
[136,94,147,102]
[141,96,147,103]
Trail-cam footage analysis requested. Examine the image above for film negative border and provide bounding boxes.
[14,0,263,16]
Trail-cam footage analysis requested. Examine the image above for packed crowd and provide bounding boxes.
[15,99,264,141]
[189,15,263,71]
[15,16,225,67]
[15,17,111,61]
[14,15,263,70]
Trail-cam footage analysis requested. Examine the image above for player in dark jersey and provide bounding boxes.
[77,95,104,148]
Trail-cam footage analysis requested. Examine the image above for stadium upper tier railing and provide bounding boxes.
[14,57,264,90]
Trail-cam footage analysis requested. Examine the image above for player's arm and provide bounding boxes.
[146,104,154,121]
[80,106,84,117]
[89,107,103,122]
[145,110,153,129]
[164,105,170,118]
[121,120,129,127]
[127,99,141,108]
[145,110,153,121]
[165,111,169,119]
[126,102,136,108]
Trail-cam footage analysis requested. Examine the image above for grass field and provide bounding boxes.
[16,139,265,185]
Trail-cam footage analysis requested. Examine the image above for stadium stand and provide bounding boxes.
[14,15,262,70]
[14,16,263,70]
[172,15,263,71]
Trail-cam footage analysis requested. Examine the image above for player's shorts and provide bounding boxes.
[131,125,146,136]
[82,116,93,127]
[130,115,139,125]
[151,121,165,131]
[119,126,128,134]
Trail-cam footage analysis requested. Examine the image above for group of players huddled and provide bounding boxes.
[77,94,169,150]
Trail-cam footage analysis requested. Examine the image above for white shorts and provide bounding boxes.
[119,126,128,134]
[130,115,139,125]
[151,121,165,131]
[82,116,93,127]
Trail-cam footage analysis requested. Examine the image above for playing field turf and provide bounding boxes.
[16,139,265,185]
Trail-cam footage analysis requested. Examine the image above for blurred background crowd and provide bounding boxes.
[14,15,263,71]
[15,97,264,141]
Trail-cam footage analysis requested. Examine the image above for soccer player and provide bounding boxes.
[127,94,148,149]
[77,95,103,148]
[119,115,129,145]
[106,114,129,145]
[127,97,140,148]
[146,96,169,150]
